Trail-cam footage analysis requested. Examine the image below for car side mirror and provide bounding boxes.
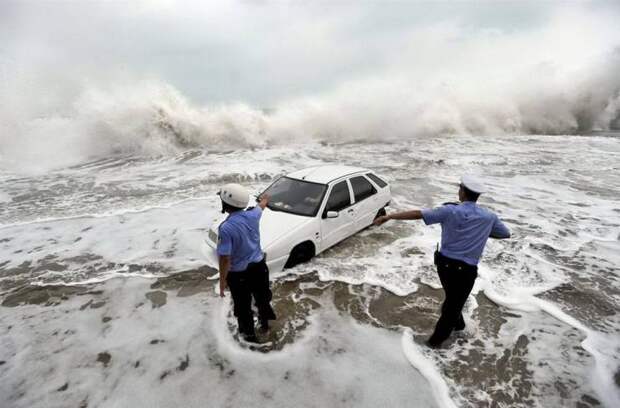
[326,211,339,218]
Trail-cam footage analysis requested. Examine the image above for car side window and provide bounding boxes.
[350,176,376,202]
[325,181,351,212]
[366,173,387,188]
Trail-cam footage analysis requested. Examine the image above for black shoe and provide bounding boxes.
[258,320,269,334]
[425,339,442,349]
[454,323,466,332]
[243,333,259,343]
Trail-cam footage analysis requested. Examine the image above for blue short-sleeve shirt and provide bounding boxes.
[217,207,264,272]
[422,201,510,266]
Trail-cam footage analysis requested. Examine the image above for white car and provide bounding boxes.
[205,165,391,272]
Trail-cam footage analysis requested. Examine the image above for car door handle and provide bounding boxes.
[347,209,355,213]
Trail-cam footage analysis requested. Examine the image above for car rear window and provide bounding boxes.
[326,181,351,212]
[350,176,376,202]
[366,173,387,188]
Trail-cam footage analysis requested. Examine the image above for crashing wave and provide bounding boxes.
[0,51,619,171]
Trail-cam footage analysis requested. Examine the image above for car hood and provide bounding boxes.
[260,209,314,248]
[208,208,313,249]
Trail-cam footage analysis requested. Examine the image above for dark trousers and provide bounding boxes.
[428,252,478,346]
[226,258,276,337]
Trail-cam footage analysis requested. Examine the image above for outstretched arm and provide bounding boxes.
[373,210,423,225]
[490,216,511,239]
[374,205,451,226]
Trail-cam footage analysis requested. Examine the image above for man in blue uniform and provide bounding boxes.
[217,183,276,343]
[374,175,511,348]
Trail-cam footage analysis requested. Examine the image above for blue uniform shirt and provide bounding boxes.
[422,201,510,266]
[217,207,264,272]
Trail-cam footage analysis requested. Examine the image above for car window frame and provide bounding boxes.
[323,179,353,215]
[366,172,388,189]
[349,175,377,204]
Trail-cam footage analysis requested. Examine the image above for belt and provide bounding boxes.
[435,251,477,272]
[230,257,266,273]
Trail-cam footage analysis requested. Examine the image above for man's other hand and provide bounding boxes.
[373,215,390,226]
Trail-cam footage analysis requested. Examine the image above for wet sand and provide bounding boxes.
[0,264,610,407]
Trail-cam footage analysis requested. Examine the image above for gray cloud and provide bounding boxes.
[5,0,614,105]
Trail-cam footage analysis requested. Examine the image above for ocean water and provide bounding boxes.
[1,132,619,407]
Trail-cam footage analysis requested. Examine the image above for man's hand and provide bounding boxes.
[373,215,390,226]
[219,279,227,297]
[258,193,271,210]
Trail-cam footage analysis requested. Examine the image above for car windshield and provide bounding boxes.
[262,176,327,217]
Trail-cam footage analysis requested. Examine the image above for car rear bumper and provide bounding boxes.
[265,253,288,274]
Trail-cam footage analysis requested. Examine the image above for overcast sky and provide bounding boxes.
[2,0,618,107]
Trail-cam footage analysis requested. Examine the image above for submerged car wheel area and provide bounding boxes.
[284,241,316,269]
[205,165,391,272]
[375,207,387,219]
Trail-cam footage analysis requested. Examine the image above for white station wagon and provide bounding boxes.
[205,165,391,272]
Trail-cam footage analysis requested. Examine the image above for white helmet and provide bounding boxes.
[218,183,249,208]
[460,175,486,194]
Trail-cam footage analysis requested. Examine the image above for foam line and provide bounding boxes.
[29,272,161,287]
[210,296,318,361]
[315,270,417,297]
[529,297,620,408]
[480,279,620,407]
[0,196,211,230]
[401,328,458,408]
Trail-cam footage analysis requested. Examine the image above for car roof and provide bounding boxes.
[287,165,369,184]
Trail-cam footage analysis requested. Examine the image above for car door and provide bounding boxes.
[319,180,355,251]
[349,175,380,231]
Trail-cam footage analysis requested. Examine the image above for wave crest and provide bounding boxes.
[1,51,619,172]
